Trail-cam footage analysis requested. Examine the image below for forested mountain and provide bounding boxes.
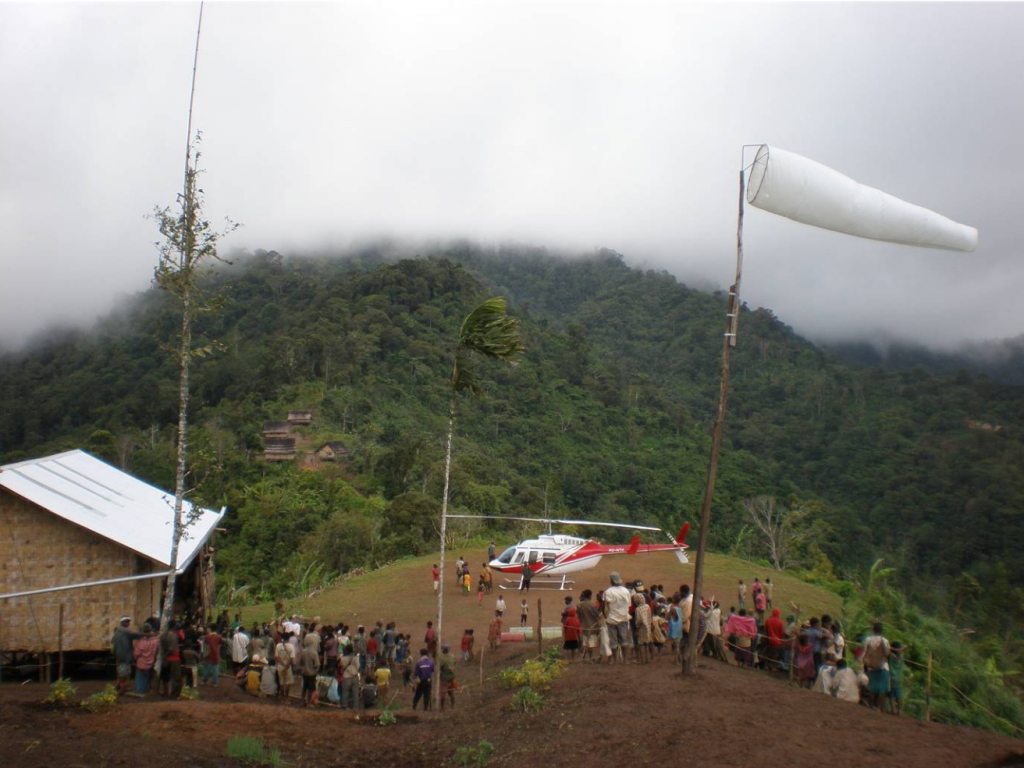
[2,245,1022,646]
[829,336,1024,386]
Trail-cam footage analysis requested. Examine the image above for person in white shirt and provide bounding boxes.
[602,572,632,665]
[231,627,250,674]
[496,595,506,618]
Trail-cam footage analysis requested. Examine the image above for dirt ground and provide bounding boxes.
[3,645,1023,768]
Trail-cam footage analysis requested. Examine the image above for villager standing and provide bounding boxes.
[737,580,747,611]
[424,621,438,657]
[300,634,320,707]
[439,644,458,710]
[231,626,250,674]
[159,621,183,698]
[338,643,360,710]
[764,578,774,609]
[112,616,141,694]
[861,622,892,711]
[576,590,600,663]
[201,626,223,686]
[275,632,296,702]
[132,623,159,696]
[603,572,632,665]
[520,562,533,591]
[487,542,496,561]
[412,648,434,710]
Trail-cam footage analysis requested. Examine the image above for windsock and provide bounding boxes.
[746,145,977,252]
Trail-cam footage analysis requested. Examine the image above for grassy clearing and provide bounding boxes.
[233,548,840,649]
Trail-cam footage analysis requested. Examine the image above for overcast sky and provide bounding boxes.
[2,1,1022,351]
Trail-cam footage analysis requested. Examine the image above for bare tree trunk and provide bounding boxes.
[434,397,454,711]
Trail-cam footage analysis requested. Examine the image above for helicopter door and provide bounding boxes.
[512,550,525,564]
[527,551,539,565]
[542,552,556,565]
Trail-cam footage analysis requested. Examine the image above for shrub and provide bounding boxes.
[43,678,76,706]
[180,686,200,700]
[453,740,495,767]
[80,684,118,713]
[227,735,287,766]
[378,710,397,726]
[510,686,544,713]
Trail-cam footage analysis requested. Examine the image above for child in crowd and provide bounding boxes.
[374,664,391,707]
[488,611,503,651]
[402,650,413,688]
[361,674,377,709]
[520,599,529,628]
[477,576,486,604]
[460,629,475,661]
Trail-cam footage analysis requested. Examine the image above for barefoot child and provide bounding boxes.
[520,599,529,628]
[488,611,503,651]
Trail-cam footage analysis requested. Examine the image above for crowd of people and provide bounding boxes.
[110,609,463,712]
[542,571,905,713]
[107,559,903,717]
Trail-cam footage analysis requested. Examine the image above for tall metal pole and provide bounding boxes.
[682,166,745,674]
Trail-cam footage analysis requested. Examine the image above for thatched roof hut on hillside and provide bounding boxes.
[287,410,313,426]
[263,437,297,461]
[263,420,291,436]
[0,450,224,655]
[314,441,351,462]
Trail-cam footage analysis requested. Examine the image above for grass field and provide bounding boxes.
[235,548,842,648]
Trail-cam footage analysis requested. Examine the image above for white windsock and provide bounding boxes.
[746,145,978,252]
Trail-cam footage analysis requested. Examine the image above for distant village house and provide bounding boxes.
[315,441,351,462]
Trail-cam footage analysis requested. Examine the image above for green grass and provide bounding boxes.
[233,548,840,633]
[227,735,287,766]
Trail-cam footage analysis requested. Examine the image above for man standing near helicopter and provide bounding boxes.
[604,572,632,665]
[520,561,533,592]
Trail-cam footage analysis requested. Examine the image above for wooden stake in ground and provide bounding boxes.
[537,598,543,656]
[925,651,933,722]
[57,603,64,680]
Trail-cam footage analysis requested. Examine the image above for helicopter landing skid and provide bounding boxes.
[499,575,575,591]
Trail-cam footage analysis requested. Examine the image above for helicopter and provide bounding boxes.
[448,515,690,591]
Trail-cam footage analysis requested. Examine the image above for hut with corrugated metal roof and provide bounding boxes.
[0,450,224,659]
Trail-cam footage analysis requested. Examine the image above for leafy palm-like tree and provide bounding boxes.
[434,297,522,705]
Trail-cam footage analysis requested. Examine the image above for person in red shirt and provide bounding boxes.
[432,564,439,594]
[202,627,223,686]
[424,621,438,657]
[763,608,786,669]
[562,607,581,661]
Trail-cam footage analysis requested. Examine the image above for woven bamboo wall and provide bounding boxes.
[0,490,146,652]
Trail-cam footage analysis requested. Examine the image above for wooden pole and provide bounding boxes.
[537,599,543,656]
[925,651,933,722]
[683,167,745,674]
[57,603,64,680]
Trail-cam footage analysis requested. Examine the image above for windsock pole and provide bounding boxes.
[683,149,753,673]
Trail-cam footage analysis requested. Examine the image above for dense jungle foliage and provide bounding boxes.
[1,245,1023,730]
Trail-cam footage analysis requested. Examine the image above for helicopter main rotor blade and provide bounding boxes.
[446,514,662,532]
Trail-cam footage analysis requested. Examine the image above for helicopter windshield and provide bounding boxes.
[496,546,516,564]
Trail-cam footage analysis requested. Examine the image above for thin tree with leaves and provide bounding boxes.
[435,297,523,708]
[152,134,236,640]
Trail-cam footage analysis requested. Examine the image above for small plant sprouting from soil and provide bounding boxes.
[43,678,77,706]
[453,739,495,767]
[227,734,287,766]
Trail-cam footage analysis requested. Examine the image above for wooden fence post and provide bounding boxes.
[925,651,933,723]
[58,603,65,680]
[789,637,796,686]
[537,599,542,656]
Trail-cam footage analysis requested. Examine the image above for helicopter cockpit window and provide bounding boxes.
[528,551,539,565]
[497,546,516,564]
[512,550,525,564]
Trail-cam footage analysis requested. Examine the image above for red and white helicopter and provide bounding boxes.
[449,515,690,591]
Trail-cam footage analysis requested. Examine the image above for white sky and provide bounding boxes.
[1,1,1022,349]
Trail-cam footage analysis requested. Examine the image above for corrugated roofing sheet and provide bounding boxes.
[0,449,224,572]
